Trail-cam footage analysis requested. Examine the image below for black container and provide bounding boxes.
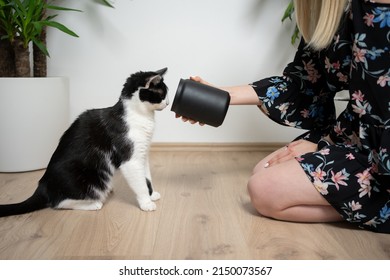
[171,79,230,127]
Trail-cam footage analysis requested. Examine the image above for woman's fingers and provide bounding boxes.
[265,140,317,168]
[265,146,291,167]
[175,113,204,126]
[190,76,201,82]
[190,76,214,87]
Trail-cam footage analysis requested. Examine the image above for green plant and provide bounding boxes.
[0,0,80,77]
[281,0,300,45]
[0,0,114,77]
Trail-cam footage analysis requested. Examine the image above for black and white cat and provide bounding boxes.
[0,68,169,217]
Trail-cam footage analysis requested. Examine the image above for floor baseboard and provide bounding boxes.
[150,142,285,152]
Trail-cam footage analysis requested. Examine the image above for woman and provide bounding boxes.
[179,0,390,233]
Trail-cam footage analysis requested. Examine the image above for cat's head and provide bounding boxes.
[121,68,169,111]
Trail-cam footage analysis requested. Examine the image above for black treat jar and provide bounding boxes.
[171,79,230,127]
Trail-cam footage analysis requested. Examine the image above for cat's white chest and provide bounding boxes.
[123,101,155,155]
[126,113,154,142]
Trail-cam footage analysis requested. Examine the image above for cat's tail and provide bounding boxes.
[0,184,49,217]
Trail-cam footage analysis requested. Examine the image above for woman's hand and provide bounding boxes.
[175,113,205,125]
[189,76,214,87]
[265,139,317,168]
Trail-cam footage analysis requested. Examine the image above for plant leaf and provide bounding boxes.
[46,5,82,13]
[99,0,115,8]
[291,25,300,45]
[281,1,294,22]
[39,20,79,37]
[32,37,49,57]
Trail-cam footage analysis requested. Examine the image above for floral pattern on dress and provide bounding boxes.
[251,0,390,233]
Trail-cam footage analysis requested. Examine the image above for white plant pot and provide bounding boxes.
[0,77,69,172]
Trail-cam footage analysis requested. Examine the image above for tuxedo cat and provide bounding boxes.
[0,68,169,217]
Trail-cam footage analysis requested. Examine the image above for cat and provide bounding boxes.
[0,68,169,217]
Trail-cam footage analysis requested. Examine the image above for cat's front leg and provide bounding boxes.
[120,160,157,211]
[145,155,160,202]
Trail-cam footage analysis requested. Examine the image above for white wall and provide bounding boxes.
[48,0,303,143]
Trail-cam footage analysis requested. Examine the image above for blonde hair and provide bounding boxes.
[294,0,348,50]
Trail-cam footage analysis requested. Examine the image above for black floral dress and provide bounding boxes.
[251,0,390,233]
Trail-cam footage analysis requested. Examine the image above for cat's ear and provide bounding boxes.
[154,67,168,76]
[145,68,167,88]
[146,75,162,88]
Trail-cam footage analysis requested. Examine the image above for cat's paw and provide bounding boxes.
[140,201,157,211]
[150,191,160,201]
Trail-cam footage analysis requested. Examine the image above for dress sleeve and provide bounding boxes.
[251,39,340,134]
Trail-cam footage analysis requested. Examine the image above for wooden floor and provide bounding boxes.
[0,150,389,260]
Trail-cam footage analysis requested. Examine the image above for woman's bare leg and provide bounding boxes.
[247,142,343,222]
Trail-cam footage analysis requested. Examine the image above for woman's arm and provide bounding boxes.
[190,76,261,105]
[221,85,261,105]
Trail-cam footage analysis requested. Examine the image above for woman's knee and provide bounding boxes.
[252,160,266,175]
[247,171,277,217]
